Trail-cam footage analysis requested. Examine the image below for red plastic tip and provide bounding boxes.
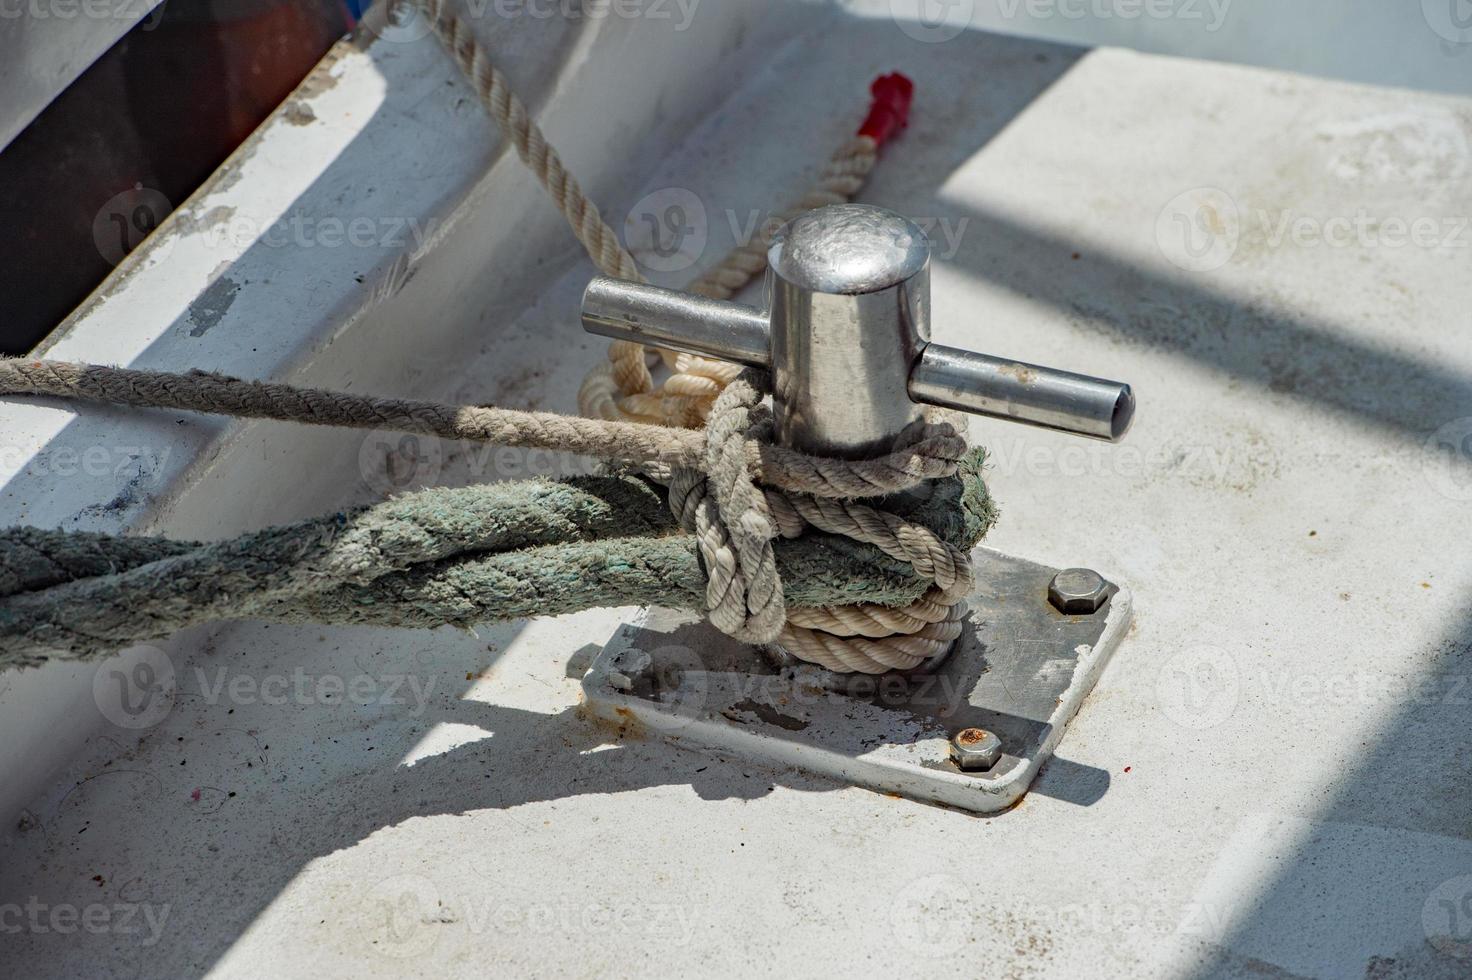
[857,72,915,146]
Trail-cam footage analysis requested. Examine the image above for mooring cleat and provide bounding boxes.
[579,203,1136,811]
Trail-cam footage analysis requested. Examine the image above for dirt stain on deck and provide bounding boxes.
[188,276,243,337]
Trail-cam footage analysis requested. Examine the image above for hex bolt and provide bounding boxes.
[951,727,1003,772]
[1048,568,1110,615]
[607,649,653,692]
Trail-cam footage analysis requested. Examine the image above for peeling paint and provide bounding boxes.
[283,102,318,127]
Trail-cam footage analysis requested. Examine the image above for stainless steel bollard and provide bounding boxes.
[767,206,931,457]
[581,203,1135,457]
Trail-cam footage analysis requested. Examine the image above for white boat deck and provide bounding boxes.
[3,3,1472,977]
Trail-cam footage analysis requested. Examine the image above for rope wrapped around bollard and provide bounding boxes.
[0,360,996,674]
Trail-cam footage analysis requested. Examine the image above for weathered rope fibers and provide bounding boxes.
[0,360,995,673]
[0,7,979,674]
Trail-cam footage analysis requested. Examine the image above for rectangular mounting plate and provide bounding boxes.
[581,547,1132,814]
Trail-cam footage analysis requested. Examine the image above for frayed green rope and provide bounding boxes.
[0,452,995,670]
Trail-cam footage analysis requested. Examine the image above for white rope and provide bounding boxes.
[668,374,974,673]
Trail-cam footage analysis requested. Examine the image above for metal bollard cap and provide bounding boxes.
[769,204,929,296]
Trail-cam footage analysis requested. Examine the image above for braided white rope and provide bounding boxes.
[667,379,784,643]
[417,0,657,402]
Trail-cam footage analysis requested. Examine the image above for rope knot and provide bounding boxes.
[670,373,784,644]
[669,372,979,674]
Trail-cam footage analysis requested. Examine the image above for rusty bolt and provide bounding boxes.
[951,727,1002,772]
[1048,568,1110,615]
